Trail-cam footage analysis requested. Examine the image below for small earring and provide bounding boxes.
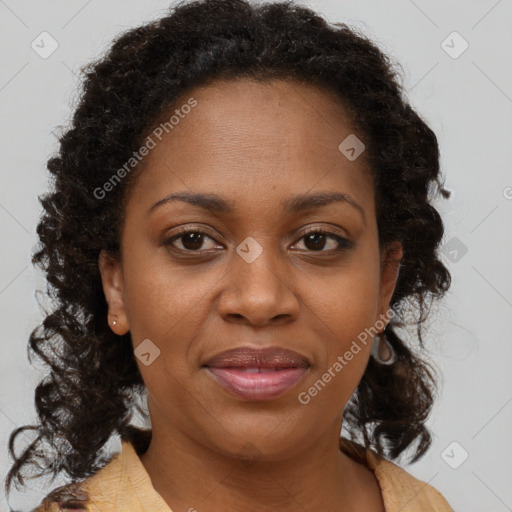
[112,315,118,327]
[371,333,396,365]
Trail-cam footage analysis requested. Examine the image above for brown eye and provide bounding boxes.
[162,227,353,255]
[163,229,219,252]
[179,232,206,251]
[302,232,332,251]
[294,229,353,253]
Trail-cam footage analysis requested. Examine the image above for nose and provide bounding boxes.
[218,241,300,327]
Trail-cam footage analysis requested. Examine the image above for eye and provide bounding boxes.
[163,226,353,254]
[163,227,221,252]
[293,228,353,253]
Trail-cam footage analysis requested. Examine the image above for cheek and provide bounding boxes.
[310,249,381,338]
[300,283,378,412]
[121,242,219,341]
[305,246,381,385]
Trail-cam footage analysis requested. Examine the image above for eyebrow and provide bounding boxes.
[149,191,365,223]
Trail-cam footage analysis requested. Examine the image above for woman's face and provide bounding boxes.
[100,78,402,459]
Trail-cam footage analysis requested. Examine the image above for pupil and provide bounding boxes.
[306,233,326,251]
[183,233,203,250]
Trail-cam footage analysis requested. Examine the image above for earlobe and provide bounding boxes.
[378,241,403,319]
[98,249,130,335]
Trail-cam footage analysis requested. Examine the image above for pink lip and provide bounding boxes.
[203,346,310,400]
[206,367,309,400]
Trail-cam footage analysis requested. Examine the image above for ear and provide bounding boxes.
[377,241,403,321]
[98,249,130,335]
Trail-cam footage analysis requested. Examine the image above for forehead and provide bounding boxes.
[171,77,358,154]
[127,77,374,217]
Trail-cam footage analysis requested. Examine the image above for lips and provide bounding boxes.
[203,346,310,401]
[203,346,310,370]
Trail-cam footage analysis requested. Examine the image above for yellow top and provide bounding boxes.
[33,430,453,512]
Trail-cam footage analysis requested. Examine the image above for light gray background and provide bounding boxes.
[1,1,511,510]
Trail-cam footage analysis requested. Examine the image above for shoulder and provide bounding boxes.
[339,437,453,511]
[31,453,122,512]
[30,481,90,511]
[32,428,152,512]
[367,451,454,511]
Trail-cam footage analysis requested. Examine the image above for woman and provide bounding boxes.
[6,0,453,510]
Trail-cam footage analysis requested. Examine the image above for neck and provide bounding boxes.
[138,419,383,512]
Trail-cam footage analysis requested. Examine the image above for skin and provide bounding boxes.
[99,77,402,512]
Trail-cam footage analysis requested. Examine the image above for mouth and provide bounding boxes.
[202,346,310,401]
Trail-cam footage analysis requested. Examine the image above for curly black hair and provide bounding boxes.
[6,0,451,506]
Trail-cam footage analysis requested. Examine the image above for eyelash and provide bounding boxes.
[163,226,353,254]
